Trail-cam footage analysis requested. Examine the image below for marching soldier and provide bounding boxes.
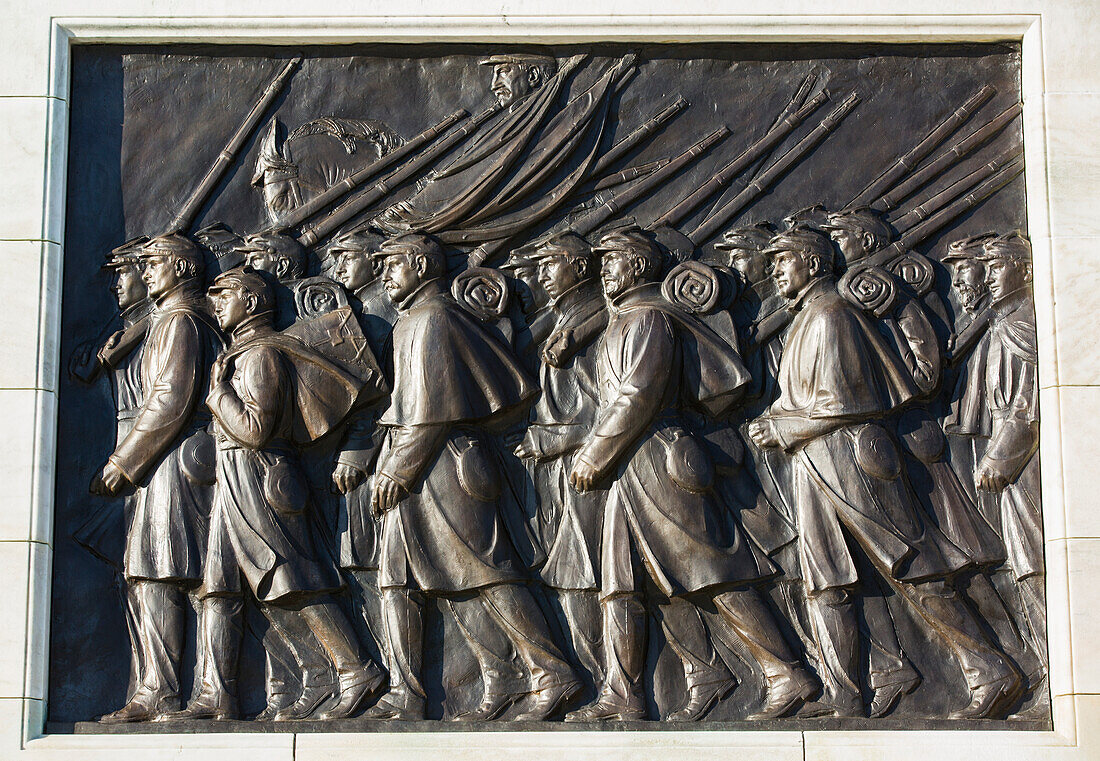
[73,237,154,705]
[183,266,386,721]
[956,233,1047,689]
[235,231,310,329]
[328,228,399,673]
[566,229,819,723]
[513,233,608,689]
[364,233,579,722]
[90,233,222,723]
[749,227,1022,719]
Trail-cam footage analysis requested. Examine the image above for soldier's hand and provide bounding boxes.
[569,459,600,492]
[89,460,129,497]
[332,463,366,494]
[371,472,406,516]
[68,340,98,383]
[975,459,1009,492]
[513,433,543,461]
[210,355,230,385]
[748,418,780,449]
[540,330,571,367]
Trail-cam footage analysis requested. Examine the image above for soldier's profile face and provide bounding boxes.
[951,259,987,312]
[333,250,373,292]
[210,286,251,332]
[491,62,533,106]
[537,252,581,300]
[728,248,768,285]
[600,250,635,299]
[828,227,865,264]
[985,257,1027,305]
[114,264,146,310]
[381,253,420,304]
[140,254,179,298]
[772,250,812,299]
[245,249,279,276]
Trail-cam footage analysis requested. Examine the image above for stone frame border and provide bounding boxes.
[12,11,1087,760]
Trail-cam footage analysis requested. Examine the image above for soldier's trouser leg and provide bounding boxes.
[805,587,862,707]
[1017,573,1048,667]
[132,580,188,704]
[122,580,143,702]
[557,589,604,687]
[479,583,574,688]
[600,594,647,704]
[347,569,387,668]
[655,596,732,688]
[892,578,1014,689]
[862,575,918,691]
[193,596,244,706]
[444,596,527,697]
[381,587,427,705]
[263,604,336,703]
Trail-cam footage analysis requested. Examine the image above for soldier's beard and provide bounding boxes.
[956,285,984,312]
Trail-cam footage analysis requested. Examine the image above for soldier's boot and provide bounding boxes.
[657,597,735,722]
[899,579,1022,719]
[299,598,385,720]
[713,588,820,720]
[1016,573,1049,690]
[798,587,863,719]
[566,595,647,722]
[102,581,188,723]
[961,571,1044,690]
[160,596,242,721]
[364,588,426,721]
[445,596,528,722]
[261,604,337,721]
[862,586,920,718]
[479,584,581,721]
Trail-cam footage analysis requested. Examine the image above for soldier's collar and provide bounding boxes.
[119,298,153,327]
[607,281,657,312]
[785,276,833,313]
[395,277,444,312]
[228,313,276,347]
[548,277,595,314]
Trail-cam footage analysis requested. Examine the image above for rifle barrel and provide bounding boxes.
[689,91,861,244]
[891,148,1023,232]
[264,109,468,234]
[874,102,1022,211]
[846,85,995,209]
[168,56,302,234]
[650,90,828,230]
[297,104,503,247]
[875,158,1025,263]
[588,97,688,179]
[571,127,731,237]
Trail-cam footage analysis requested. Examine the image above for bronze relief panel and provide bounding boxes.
[51,42,1044,730]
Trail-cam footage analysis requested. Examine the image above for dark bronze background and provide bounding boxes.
[51,42,1040,730]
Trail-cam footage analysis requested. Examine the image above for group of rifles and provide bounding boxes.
[75,192,1044,726]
